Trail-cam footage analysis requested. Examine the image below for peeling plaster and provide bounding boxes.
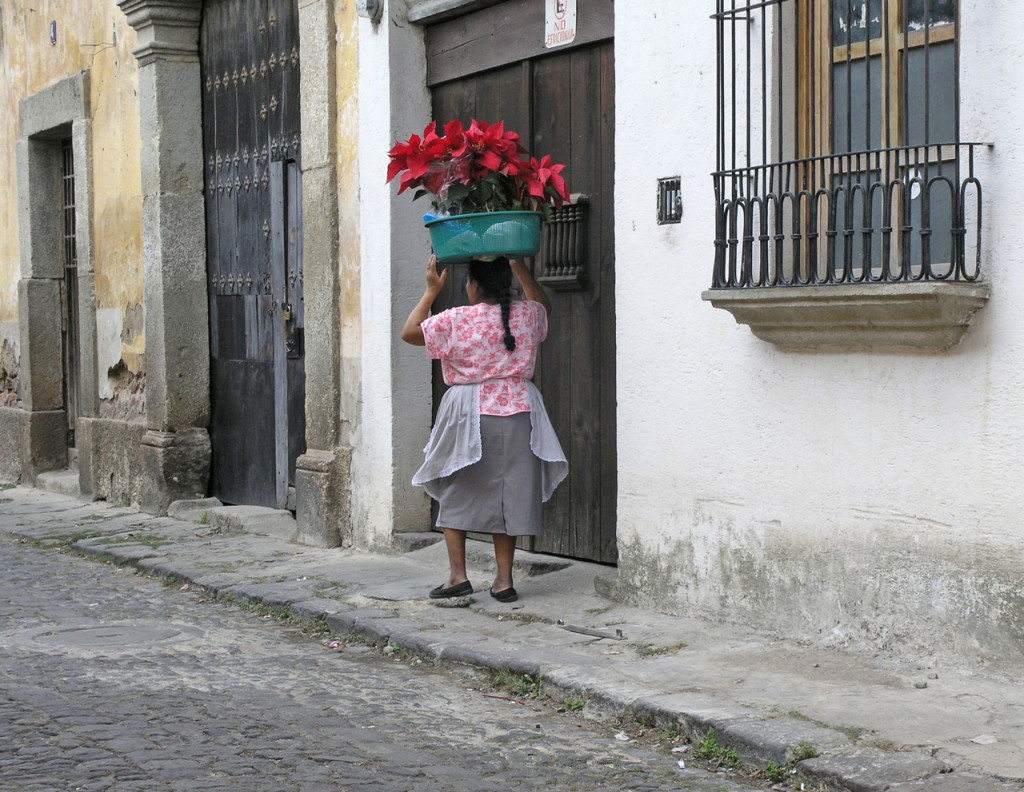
[0,319,18,359]
[0,0,143,341]
[0,319,19,407]
[96,304,145,409]
[119,302,144,372]
[96,307,121,399]
[101,357,145,421]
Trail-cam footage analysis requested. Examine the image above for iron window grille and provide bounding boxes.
[658,178,683,224]
[712,0,982,289]
[61,137,81,446]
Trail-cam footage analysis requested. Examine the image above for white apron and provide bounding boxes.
[412,381,568,503]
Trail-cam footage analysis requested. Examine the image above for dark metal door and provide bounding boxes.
[201,0,305,508]
[431,40,617,564]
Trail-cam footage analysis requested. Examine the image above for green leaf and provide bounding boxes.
[446,183,470,202]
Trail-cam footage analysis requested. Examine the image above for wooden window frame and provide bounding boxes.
[791,0,961,278]
[800,0,959,158]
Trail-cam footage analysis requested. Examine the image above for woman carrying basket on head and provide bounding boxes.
[401,255,567,603]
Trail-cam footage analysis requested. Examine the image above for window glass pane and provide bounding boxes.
[906,0,957,31]
[905,41,956,145]
[906,161,955,276]
[832,0,883,47]
[832,55,883,153]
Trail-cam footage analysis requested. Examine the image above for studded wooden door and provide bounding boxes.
[201,0,306,509]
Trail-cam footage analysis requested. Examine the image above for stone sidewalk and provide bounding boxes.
[1,484,1021,792]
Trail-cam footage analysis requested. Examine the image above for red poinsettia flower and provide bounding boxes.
[386,132,421,184]
[439,119,468,160]
[450,153,475,187]
[387,121,445,192]
[465,119,522,173]
[420,162,449,196]
[396,170,422,195]
[524,155,570,208]
[387,118,570,217]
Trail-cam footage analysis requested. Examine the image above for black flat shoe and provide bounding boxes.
[429,580,473,599]
[489,586,518,603]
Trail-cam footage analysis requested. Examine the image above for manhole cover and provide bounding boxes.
[5,620,205,655]
[35,623,187,648]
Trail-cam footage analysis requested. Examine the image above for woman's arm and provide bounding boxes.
[401,255,448,346]
[510,258,551,315]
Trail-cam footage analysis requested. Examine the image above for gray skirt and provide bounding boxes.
[434,412,543,537]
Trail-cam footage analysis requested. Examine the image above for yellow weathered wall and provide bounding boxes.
[0,1,144,379]
[88,2,145,376]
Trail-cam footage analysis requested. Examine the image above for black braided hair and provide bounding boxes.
[468,257,516,351]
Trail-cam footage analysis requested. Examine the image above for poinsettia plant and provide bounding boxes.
[386,119,571,220]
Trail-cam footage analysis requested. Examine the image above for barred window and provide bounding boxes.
[61,137,81,447]
[712,0,981,289]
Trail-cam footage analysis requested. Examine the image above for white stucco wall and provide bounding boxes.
[352,0,434,549]
[615,1,1024,668]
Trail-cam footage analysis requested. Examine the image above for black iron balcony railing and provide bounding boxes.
[713,142,983,288]
[713,0,982,290]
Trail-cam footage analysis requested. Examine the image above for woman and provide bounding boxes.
[402,255,567,603]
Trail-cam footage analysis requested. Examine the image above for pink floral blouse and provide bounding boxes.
[421,300,548,416]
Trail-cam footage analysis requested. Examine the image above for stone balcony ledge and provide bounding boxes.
[702,281,991,351]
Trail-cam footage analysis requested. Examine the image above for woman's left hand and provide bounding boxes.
[426,254,448,295]
[402,255,447,346]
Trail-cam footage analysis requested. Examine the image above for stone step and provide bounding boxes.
[205,504,297,542]
[168,498,297,542]
[167,497,224,523]
[34,468,83,500]
[392,531,443,553]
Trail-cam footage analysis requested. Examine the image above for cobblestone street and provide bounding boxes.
[0,535,762,792]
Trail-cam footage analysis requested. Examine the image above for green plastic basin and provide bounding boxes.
[425,211,542,263]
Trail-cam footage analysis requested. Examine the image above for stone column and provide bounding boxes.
[293,0,350,547]
[119,0,211,515]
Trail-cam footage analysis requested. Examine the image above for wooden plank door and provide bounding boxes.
[201,0,305,508]
[431,41,617,564]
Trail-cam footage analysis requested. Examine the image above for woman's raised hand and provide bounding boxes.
[402,255,447,346]
[509,258,551,315]
[426,254,449,294]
